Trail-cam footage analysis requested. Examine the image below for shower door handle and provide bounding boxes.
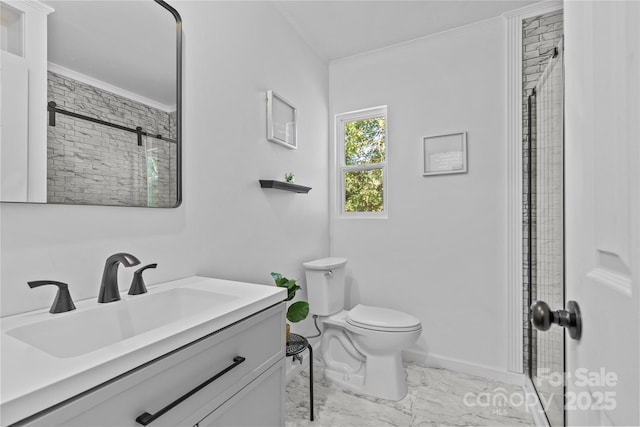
[530,300,582,340]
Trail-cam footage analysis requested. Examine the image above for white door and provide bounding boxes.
[564,1,639,425]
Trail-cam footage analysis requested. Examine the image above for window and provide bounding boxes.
[336,106,387,217]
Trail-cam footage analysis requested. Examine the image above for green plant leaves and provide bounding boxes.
[271,272,310,322]
[270,272,283,284]
[271,272,300,301]
[287,301,309,323]
[270,272,281,280]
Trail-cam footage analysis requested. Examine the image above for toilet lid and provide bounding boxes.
[303,257,347,270]
[346,304,421,332]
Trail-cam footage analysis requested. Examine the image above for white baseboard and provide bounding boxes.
[524,377,551,427]
[403,349,526,387]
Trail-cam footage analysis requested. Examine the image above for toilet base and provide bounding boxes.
[321,327,409,401]
[364,352,408,400]
[323,352,408,401]
[323,365,365,392]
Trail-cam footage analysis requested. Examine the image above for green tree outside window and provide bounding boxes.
[343,116,386,213]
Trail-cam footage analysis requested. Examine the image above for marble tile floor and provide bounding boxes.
[286,357,536,426]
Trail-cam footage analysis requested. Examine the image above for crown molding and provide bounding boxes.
[48,63,176,113]
[502,1,562,20]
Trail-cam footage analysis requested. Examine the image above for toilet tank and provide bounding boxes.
[303,257,347,316]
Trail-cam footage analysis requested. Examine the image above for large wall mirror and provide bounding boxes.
[0,0,182,207]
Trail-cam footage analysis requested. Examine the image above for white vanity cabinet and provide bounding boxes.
[195,360,285,427]
[19,303,286,427]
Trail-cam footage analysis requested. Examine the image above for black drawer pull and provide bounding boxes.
[136,356,246,425]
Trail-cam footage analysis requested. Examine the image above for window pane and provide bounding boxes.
[344,117,385,165]
[344,169,383,212]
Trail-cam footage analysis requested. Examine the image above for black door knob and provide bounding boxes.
[530,300,582,340]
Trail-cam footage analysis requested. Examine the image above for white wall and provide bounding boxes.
[0,1,329,319]
[329,19,509,372]
[182,1,329,336]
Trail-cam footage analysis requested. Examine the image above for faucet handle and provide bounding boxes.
[128,264,157,295]
[28,280,77,314]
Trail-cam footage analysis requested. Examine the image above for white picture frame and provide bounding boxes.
[422,131,467,176]
[267,90,297,149]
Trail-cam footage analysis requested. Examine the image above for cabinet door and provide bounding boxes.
[197,359,285,427]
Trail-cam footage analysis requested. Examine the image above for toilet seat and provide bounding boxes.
[346,304,422,332]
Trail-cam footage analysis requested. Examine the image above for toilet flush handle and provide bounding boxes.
[324,270,333,278]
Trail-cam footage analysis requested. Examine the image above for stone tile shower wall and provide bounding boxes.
[47,72,177,207]
[522,10,563,375]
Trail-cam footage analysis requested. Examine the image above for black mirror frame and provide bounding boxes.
[0,1,183,208]
[156,0,182,208]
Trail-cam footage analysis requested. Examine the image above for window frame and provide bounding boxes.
[335,106,388,218]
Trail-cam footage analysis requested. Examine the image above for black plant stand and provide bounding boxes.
[286,333,314,421]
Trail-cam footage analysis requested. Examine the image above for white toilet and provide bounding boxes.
[303,257,422,401]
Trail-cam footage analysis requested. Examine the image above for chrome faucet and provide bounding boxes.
[98,253,141,303]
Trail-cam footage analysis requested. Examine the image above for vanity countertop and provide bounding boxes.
[0,276,286,426]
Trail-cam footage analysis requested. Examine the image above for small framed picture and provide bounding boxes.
[422,132,467,176]
[267,90,297,149]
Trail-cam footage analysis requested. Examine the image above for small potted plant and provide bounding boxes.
[271,272,309,342]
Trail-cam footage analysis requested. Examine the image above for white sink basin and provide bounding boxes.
[6,287,238,358]
[1,276,286,426]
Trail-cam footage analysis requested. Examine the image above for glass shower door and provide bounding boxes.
[145,136,159,207]
[528,41,565,426]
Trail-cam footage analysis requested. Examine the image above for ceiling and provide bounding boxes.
[44,1,177,107]
[42,1,540,104]
[275,1,539,61]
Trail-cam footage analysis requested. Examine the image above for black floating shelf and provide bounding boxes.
[259,180,312,194]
